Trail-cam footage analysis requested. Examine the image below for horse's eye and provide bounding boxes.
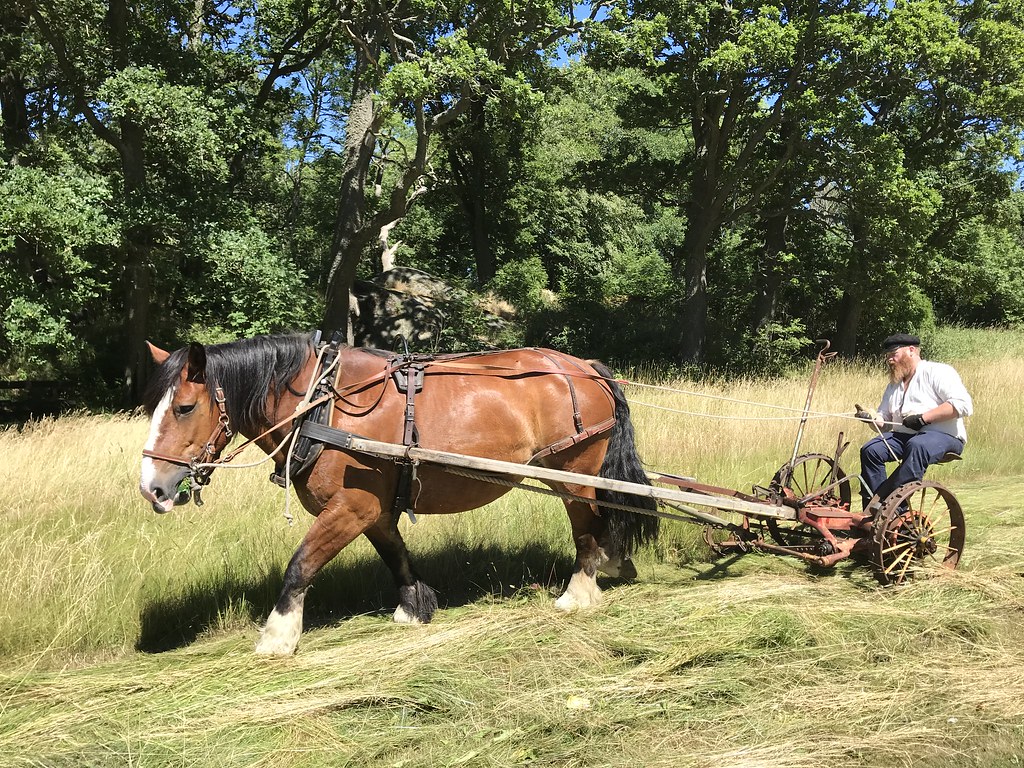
[174,403,197,417]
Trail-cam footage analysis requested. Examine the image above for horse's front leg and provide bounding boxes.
[363,516,438,625]
[555,490,609,612]
[256,493,381,656]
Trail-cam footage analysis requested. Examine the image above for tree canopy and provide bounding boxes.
[2,0,1023,402]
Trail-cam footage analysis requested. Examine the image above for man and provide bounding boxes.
[854,333,973,511]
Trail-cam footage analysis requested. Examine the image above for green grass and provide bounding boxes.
[925,324,1024,363]
[1,330,1023,766]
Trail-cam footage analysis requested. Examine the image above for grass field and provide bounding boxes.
[1,327,1022,767]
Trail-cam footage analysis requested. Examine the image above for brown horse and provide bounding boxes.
[139,333,658,655]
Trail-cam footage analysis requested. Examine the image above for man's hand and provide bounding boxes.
[854,404,882,425]
[902,413,927,431]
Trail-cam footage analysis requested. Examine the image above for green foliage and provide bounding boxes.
[3,0,1023,397]
[96,67,226,185]
[0,165,118,255]
[180,225,320,341]
[926,198,1024,326]
[1,298,79,376]
[487,257,549,315]
[0,164,118,377]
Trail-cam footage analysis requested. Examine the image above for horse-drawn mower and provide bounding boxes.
[326,340,966,586]
[648,342,965,585]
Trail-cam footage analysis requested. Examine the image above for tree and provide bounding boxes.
[590,0,838,362]
[5,0,337,399]
[820,0,1024,352]
[318,0,602,340]
[588,0,1024,361]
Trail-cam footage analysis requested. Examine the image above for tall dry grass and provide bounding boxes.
[1,328,1022,766]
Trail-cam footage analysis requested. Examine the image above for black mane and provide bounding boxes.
[143,333,315,434]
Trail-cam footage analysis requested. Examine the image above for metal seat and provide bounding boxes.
[935,452,962,465]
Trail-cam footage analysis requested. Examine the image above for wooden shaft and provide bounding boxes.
[342,435,797,521]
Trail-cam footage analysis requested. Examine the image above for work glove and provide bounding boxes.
[854,404,882,426]
[902,413,927,431]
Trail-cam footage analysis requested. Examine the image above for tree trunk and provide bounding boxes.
[449,101,495,285]
[835,219,868,357]
[466,155,493,284]
[116,100,154,402]
[677,197,717,364]
[0,9,31,163]
[322,72,379,339]
[834,287,863,358]
[752,209,788,334]
[103,0,156,404]
[188,0,205,48]
[122,247,151,403]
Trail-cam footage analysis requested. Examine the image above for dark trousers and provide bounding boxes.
[859,431,964,508]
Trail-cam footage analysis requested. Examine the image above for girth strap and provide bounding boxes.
[528,416,617,463]
[388,356,425,523]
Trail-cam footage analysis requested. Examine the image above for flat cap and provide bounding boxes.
[882,333,920,350]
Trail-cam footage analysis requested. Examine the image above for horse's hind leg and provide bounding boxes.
[256,494,381,656]
[363,516,438,625]
[554,490,608,611]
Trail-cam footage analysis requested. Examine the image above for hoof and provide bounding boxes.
[598,556,638,580]
[254,609,301,656]
[254,635,297,656]
[556,571,602,611]
[395,581,437,624]
[393,605,423,624]
[554,592,581,612]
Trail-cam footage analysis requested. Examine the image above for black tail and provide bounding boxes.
[591,362,660,558]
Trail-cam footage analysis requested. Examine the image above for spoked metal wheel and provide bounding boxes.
[873,480,965,585]
[772,453,851,505]
[768,453,851,547]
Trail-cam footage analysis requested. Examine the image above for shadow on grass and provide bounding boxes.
[688,548,880,584]
[136,541,575,653]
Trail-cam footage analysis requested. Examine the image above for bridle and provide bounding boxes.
[141,386,234,504]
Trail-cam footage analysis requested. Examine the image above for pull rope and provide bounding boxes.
[620,380,902,427]
[627,399,835,422]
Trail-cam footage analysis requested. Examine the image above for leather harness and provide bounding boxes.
[291,347,618,522]
[270,331,344,487]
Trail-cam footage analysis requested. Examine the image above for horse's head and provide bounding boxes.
[139,341,232,513]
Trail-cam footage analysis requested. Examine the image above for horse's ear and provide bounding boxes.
[185,342,207,384]
[147,341,170,365]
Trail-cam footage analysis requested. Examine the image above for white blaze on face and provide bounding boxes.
[140,387,174,492]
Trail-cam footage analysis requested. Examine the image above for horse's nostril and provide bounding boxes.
[153,487,167,501]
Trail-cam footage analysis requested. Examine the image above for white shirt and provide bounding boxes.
[878,360,973,442]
